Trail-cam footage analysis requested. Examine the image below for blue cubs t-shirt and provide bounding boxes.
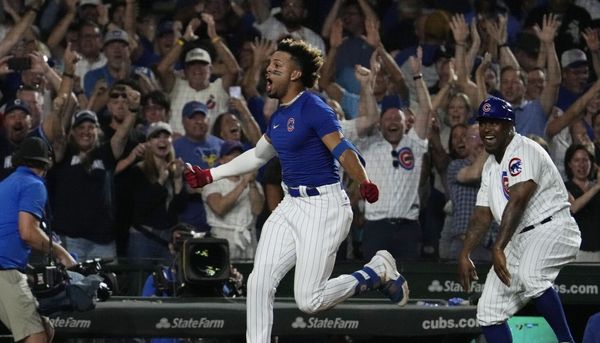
[266,91,341,187]
[0,167,47,269]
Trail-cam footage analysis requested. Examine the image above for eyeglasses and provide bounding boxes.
[391,150,399,169]
[110,92,127,99]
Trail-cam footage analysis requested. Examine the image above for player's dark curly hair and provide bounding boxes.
[276,38,323,88]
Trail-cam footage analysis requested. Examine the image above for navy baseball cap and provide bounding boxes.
[156,21,174,37]
[477,97,515,122]
[72,110,99,127]
[4,99,31,115]
[182,101,208,118]
[380,95,409,114]
[220,140,244,157]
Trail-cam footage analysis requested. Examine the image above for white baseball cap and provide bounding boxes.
[185,48,212,65]
[561,49,588,69]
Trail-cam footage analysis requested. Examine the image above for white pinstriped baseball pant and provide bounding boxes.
[477,212,581,326]
[246,182,356,343]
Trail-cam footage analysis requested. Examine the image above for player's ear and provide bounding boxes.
[290,70,302,82]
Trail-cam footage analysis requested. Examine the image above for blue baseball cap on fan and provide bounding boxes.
[182,101,208,118]
[220,140,244,158]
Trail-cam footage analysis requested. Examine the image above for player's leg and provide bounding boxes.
[519,220,581,343]
[477,242,528,342]
[246,199,297,343]
[291,186,407,313]
[291,190,354,313]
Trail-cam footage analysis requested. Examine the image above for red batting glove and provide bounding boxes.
[184,164,213,188]
[359,180,379,203]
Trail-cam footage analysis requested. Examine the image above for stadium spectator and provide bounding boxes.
[202,140,264,261]
[173,101,223,233]
[127,122,186,264]
[564,144,600,262]
[156,16,240,134]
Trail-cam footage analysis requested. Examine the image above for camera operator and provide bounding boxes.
[0,137,76,343]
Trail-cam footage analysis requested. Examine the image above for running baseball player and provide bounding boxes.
[458,97,581,343]
[184,38,409,343]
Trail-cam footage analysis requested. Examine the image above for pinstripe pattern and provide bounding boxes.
[477,134,572,227]
[246,183,354,343]
[477,216,580,326]
[475,134,582,326]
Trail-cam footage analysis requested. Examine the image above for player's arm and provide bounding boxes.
[494,180,537,250]
[322,131,378,203]
[184,135,276,188]
[458,206,494,291]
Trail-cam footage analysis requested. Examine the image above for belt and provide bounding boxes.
[385,218,415,225]
[520,216,552,234]
[287,186,320,197]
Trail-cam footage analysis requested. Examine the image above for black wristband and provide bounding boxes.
[498,43,509,48]
[63,72,74,78]
[413,74,423,80]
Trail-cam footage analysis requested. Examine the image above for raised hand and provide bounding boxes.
[330,18,344,49]
[183,18,201,42]
[251,37,276,65]
[354,64,372,86]
[201,13,217,40]
[364,16,381,48]
[582,27,600,53]
[449,14,469,45]
[534,13,560,44]
[409,46,423,77]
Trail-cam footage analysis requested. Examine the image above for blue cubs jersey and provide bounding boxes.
[266,91,341,187]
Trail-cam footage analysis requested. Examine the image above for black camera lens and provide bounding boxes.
[189,245,227,278]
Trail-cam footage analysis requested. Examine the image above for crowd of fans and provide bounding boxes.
[1,0,599,270]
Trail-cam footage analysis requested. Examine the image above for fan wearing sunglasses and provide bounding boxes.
[350,48,433,262]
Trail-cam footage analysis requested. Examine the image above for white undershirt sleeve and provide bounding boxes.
[211,135,277,181]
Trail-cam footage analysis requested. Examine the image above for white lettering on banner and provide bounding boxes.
[155,317,225,329]
[421,317,479,330]
[427,280,484,293]
[291,317,359,330]
[49,317,91,329]
[554,284,599,295]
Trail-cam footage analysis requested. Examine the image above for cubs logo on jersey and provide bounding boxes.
[396,147,414,170]
[501,171,510,199]
[287,117,295,132]
[509,157,522,176]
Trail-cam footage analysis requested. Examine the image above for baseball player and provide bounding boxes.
[458,97,581,343]
[185,38,409,343]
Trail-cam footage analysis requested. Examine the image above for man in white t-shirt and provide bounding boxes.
[155,15,240,135]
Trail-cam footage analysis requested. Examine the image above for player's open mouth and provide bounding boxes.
[266,77,273,92]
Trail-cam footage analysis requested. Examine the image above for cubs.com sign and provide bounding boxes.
[291,316,359,330]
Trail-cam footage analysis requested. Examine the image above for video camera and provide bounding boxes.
[28,258,116,315]
[153,225,242,297]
